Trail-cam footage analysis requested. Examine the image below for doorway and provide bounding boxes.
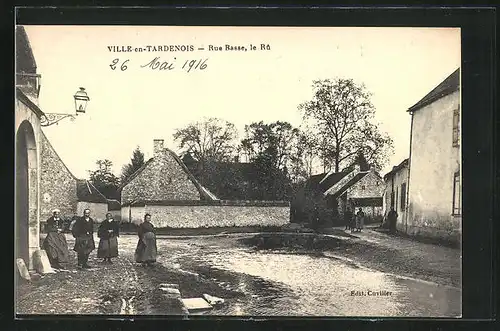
[15,121,37,267]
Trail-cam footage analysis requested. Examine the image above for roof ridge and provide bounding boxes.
[407,68,460,112]
[118,157,154,190]
[165,148,218,201]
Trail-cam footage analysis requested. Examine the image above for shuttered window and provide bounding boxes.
[400,183,407,211]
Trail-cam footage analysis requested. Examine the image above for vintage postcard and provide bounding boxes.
[15,24,461,317]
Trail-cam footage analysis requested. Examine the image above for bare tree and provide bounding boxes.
[299,78,394,172]
[173,117,238,163]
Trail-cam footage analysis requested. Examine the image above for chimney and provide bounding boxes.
[354,164,360,172]
[153,139,164,158]
[370,164,375,171]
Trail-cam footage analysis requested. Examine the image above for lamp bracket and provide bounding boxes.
[40,113,76,127]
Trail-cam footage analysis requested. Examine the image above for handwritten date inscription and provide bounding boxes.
[110,57,208,72]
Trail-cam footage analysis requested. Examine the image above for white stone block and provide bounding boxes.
[159,283,179,289]
[203,294,225,306]
[160,287,181,297]
[16,258,31,281]
[32,249,55,274]
[181,298,213,311]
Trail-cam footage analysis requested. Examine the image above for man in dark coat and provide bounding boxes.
[387,207,398,234]
[72,208,96,269]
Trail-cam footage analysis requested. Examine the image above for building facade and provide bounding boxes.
[15,26,43,269]
[383,158,409,230]
[291,161,384,226]
[406,68,461,243]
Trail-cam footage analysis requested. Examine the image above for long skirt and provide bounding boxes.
[134,232,157,263]
[97,236,119,258]
[43,232,70,265]
[73,234,96,255]
[356,216,364,229]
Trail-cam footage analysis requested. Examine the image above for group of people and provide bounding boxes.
[343,206,365,232]
[42,209,158,270]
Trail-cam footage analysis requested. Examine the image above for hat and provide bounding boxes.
[52,209,60,213]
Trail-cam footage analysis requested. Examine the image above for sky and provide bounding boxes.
[22,26,461,179]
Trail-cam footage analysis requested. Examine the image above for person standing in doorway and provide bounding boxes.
[97,212,120,264]
[355,208,365,232]
[134,213,157,267]
[72,208,96,269]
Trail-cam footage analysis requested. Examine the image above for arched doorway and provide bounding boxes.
[15,120,37,267]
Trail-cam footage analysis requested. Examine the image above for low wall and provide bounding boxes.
[121,200,290,228]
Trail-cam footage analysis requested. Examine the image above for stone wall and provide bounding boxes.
[122,201,290,228]
[39,131,78,220]
[408,90,461,243]
[121,143,201,205]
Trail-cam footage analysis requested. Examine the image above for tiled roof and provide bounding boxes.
[107,199,121,210]
[318,172,349,192]
[327,172,370,199]
[119,148,217,201]
[76,179,108,203]
[407,68,460,113]
[16,25,37,72]
[383,158,409,180]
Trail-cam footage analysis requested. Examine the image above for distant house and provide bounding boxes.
[40,131,109,222]
[406,68,461,243]
[75,179,109,221]
[182,153,292,201]
[119,139,218,224]
[119,139,290,228]
[383,158,409,230]
[291,161,384,226]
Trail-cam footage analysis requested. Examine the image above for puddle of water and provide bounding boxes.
[128,235,461,317]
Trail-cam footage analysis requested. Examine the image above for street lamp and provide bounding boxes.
[40,87,90,127]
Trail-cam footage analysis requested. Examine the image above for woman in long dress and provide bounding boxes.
[97,213,120,264]
[134,213,157,267]
[42,209,70,269]
[355,208,365,232]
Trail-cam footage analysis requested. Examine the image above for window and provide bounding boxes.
[395,187,399,211]
[400,182,407,211]
[452,172,461,215]
[361,185,366,190]
[452,106,460,147]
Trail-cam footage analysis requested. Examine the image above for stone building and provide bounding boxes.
[120,139,217,223]
[324,165,385,220]
[291,161,384,226]
[120,139,290,228]
[383,158,409,230]
[15,25,43,269]
[406,68,461,243]
[40,130,109,224]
